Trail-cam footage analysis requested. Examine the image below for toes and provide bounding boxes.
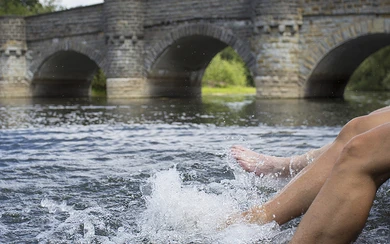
[231,145,246,151]
[237,160,249,171]
[237,160,255,172]
[230,148,241,157]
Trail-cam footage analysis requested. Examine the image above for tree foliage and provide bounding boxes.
[202,47,254,87]
[91,69,107,92]
[347,46,390,91]
[0,0,63,16]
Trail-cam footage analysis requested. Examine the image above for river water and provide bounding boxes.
[1,91,390,243]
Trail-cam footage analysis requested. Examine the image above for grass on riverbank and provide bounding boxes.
[90,89,106,97]
[202,86,256,95]
[90,86,255,97]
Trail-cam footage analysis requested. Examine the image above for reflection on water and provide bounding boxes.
[0,91,390,243]
[1,91,390,129]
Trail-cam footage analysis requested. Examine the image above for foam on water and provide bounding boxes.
[137,166,292,243]
[37,198,137,243]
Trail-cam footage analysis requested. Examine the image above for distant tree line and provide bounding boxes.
[0,0,63,16]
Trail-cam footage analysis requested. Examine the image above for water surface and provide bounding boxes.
[1,91,390,243]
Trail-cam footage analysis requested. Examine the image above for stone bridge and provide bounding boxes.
[1,0,390,98]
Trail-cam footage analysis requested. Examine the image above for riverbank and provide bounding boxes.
[201,86,255,95]
[90,86,256,97]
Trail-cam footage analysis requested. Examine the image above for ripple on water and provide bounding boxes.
[1,95,390,243]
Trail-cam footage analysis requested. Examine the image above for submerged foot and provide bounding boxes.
[230,145,290,177]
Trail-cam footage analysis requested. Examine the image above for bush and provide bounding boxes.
[202,47,253,87]
[91,69,106,92]
[347,46,390,91]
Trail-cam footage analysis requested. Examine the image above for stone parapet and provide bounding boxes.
[0,17,26,47]
[300,0,390,15]
[25,4,103,41]
[145,0,251,27]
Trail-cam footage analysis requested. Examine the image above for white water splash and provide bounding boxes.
[137,168,290,243]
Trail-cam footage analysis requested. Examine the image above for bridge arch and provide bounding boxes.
[145,23,256,97]
[32,49,103,97]
[302,19,390,98]
[30,39,106,76]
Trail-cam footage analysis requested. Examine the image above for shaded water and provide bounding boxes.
[1,91,390,243]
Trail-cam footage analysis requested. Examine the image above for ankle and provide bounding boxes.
[243,206,269,224]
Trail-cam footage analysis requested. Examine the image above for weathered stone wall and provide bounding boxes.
[27,33,106,76]
[0,17,30,97]
[25,4,106,75]
[299,15,378,71]
[143,0,254,53]
[143,0,255,98]
[255,0,300,19]
[0,17,26,47]
[298,0,390,97]
[104,0,147,98]
[251,0,303,98]
[300,0,390,15]
[25,4,104,41]
[24,5,107,97]
[19,5,107,97]
[298,1,390,53]
[144,20,253,50]
[145,0,252,26]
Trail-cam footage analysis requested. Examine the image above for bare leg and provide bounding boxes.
[231,144,329,177]
[241,109,390,225]
[291,123,390,243]
[231,106,390,177]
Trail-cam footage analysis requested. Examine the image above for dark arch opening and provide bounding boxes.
[305,33,390,98]
[32,50,100,97]
[148,35,230,97]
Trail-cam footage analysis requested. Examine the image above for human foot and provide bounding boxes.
[230,145,290,177]
[225,206,269,227]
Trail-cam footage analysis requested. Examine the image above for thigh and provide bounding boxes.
[353,122,390,184]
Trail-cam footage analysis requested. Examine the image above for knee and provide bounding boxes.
[332,135,369,175]
[336,116,367,144]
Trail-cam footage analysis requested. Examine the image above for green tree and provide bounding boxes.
[347,46,390,91]
[91,69,106,92]
[0,0,63,16]
[202,47,254,87]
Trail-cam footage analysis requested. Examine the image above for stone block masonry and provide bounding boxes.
[0,0,389,98]
[0,17,30,97]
